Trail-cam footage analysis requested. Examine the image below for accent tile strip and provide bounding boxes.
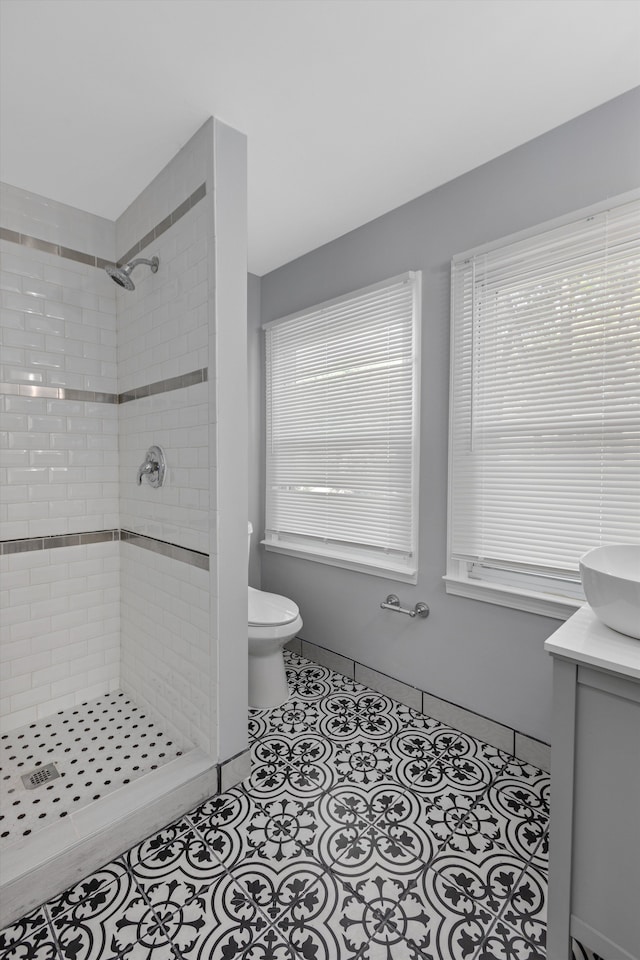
[0,529,120,556]
[120,530,209,570]
[0,227,109,268]
[0,181,207,274]
[116,182,207,267]
[118,368,208,404]
[0,368,207,405]
[0,383,119,404]
[1,528,209,569]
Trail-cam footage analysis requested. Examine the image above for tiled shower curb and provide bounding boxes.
[0,746,250,930]
[287,636,551,772]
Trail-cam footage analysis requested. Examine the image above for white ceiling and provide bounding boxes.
[1,0,639,276]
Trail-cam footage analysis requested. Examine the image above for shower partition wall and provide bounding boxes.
[0,118,249,927]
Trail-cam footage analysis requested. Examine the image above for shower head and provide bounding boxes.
[106,256,159,290]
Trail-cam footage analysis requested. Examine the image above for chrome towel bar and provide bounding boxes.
[380,594,429,619]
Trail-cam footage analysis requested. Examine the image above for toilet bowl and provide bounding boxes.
[248,524,302,709]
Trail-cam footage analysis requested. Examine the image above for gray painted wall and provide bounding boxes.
[257,88,640,743]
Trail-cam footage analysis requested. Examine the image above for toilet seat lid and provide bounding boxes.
[249,586,299,626]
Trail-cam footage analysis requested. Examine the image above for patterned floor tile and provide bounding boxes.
[499,861,547,949]
[327,736,397,786]
[477,916,546,960]
[228,859,329,926]
[272,868,406,960]
[195,788,320,872]
[0,907,49,954]
[242,926,299,959]
[415,790,476,851]
[283,652,314,673]
[373,866,496,960]
[50,874,160,960]
[451,794,548,863]
[130,826,228,911]
[442,732,509,775]
[254,699,324,739]
[325,674,371,697]
[148,871,270,959]
[123,816,193,871]
[254,733,338,800]
[489,770,550,821]
[118,943,181,960]
[1,650,557,960]
[47,860,130,921]
[248,710,270,743]
[389,726,460,782]
[497,756,548,782]
[285,663,336,702]
[428,847,529,917]
[190,788,239,826]
[244,750,301,802]
[393,751,495,803]
[318,695,403,743]
[0,923,60,960]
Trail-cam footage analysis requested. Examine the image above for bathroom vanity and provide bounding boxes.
[545,606,640,960]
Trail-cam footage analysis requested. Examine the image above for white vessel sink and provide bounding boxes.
[580,545,640,640]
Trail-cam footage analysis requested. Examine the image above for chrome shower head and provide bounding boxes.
[106,256,159,291]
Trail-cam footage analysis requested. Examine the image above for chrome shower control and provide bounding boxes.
[137,445,166,488]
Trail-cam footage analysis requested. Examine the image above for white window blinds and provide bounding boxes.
[264,272,421,581]
[449,198,640,589]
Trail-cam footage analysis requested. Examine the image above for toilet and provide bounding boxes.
[248,523,302,709]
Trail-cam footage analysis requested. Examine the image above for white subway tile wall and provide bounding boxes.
[116,200,209,394]
[0,393,118,539]
[2,126,215,755]
[0,242,117,394]
[0,541,120,731]
[115,126,214,755]
[119,540,212,754]
[115,123,209,262]
[1,186,120,729]
[0,183,114,261]
[119,381,209,553]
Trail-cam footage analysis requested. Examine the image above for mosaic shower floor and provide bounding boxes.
[1,652,597,959]
[0,691,189,850]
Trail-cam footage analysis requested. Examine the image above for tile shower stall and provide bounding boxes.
[0,118,250,926]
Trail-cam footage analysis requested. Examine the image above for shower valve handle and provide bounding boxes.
[137,445,166,488]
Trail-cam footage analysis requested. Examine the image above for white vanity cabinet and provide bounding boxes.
[545,607,640,960]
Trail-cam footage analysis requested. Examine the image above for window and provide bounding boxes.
[446,195,640,618]
[264,272,421,582]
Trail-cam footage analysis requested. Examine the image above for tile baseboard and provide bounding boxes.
[514,732,551,771]
[301,640,355,680]
[355,661,421,711]
[290,637,551,771]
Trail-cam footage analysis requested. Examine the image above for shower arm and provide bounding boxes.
[127,257,158,270]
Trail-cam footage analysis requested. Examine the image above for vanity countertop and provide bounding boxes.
[544,605,640,680]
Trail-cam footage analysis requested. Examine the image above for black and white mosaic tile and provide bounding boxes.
[0,692,190,849]
[1,651,600,960]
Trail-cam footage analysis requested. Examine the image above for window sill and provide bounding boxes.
[443,574,583,620]
[263,540,417,584]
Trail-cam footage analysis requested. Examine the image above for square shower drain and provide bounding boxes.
[21,763,60,790]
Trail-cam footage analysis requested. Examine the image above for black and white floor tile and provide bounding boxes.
[0,693,189,849]
[0,651,603,960]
